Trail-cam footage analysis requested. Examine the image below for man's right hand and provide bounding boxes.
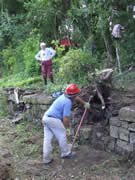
[63,116,69,129]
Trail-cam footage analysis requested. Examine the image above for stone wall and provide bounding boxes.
[71,106,135,157]
[23,93,54,126]
[1,88,135,157]
[109,106,135,156]
[1,88,54,126]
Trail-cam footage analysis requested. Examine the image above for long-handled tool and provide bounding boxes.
[71,95,93,151]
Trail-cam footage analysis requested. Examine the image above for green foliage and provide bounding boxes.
[0,0,135,90]
[0,0,25,14]
[9,119,43,159]
[0,12,31,49]
[23,34,41,76]
[0,11,32,76]
[24,0,63,42]
[1,33,41,77]
[0,73,42,89]
[113,71,135,91]
[43,81,67,94]
[51,40,65,57]
[0,91,8,117]
[119,31,135,65]
[65,6,91,45]
[1,45,24,75]
[58,49,99,82]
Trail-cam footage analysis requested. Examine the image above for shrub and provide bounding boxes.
[1,45,24,76]
[23,35,41,77]
[1,34,41,77]
[57,49,98,82]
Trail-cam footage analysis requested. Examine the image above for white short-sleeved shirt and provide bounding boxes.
[35,48,56,61]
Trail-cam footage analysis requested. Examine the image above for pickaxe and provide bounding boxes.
[71,95,93,152]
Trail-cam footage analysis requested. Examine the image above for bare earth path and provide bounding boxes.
[0,117,135,180]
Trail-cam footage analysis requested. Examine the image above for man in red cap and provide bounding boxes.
[42,84,90,164]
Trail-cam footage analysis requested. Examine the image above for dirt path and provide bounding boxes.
[0,117,135,180]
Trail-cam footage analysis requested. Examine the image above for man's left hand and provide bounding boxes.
[84,102,90,109]
[66,128,70,137]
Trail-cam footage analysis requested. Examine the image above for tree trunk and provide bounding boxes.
[103,33,114,66]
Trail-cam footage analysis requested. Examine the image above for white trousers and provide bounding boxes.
[42,116,71,163]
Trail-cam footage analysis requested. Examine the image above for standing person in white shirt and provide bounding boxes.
[35,42,56,85]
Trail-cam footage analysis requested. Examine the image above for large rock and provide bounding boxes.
[110,125,119,138]
[109,117,121,127]
[130,132,135,144]
[119,106,135,122]
[128,123,135,132]
[119,127,129,142]
[23,93,53,105]
[116,139,133,152]
[23,94,54,125]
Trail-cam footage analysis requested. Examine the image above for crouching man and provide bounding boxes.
[42,83,90,164]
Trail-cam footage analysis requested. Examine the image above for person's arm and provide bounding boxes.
[75,96,86,105]
[63,100,71,129]
[75,96,90,109]
[63,116,71,136]
[63,116,69,129]
[50,48,56,59]
[35,51,41,61]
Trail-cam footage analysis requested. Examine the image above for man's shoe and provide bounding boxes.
[62,152,76,159]
[50,77,54,83]
[44,79,47,85]
[44,159,53,165]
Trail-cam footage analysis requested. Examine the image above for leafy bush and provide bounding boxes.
[119,32,135,65]
[1,33,41,77]
[51,40,65,58]
[1,45,24,76]
[57,49,98,82]
[0,93,8,117]
[0,72,43,89]
[23,34,41,77]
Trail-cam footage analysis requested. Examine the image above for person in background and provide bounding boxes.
[42,83,90,164]
[112,24,124,40]
[35,42,56,85]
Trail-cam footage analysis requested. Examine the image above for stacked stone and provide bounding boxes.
[110,106,135,155]
[23,94,53,126]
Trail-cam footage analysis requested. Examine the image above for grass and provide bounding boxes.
[112,71,135,91]
[0,73,43,89]
[88,156,125,178]
[0,72,65,97]
[0,70,135,119]
[6,118,43,159]
[5,118,61,163]
[0,91,8,117]
[0,72,87,95]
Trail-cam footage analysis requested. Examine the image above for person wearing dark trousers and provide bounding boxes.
[35,42,56,85]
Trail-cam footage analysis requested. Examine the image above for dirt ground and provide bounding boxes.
[0,118,131,180]
[0,85,135,180]
[1,118,135,180]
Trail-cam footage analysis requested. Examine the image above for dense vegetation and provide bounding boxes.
[0,0,135,90]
